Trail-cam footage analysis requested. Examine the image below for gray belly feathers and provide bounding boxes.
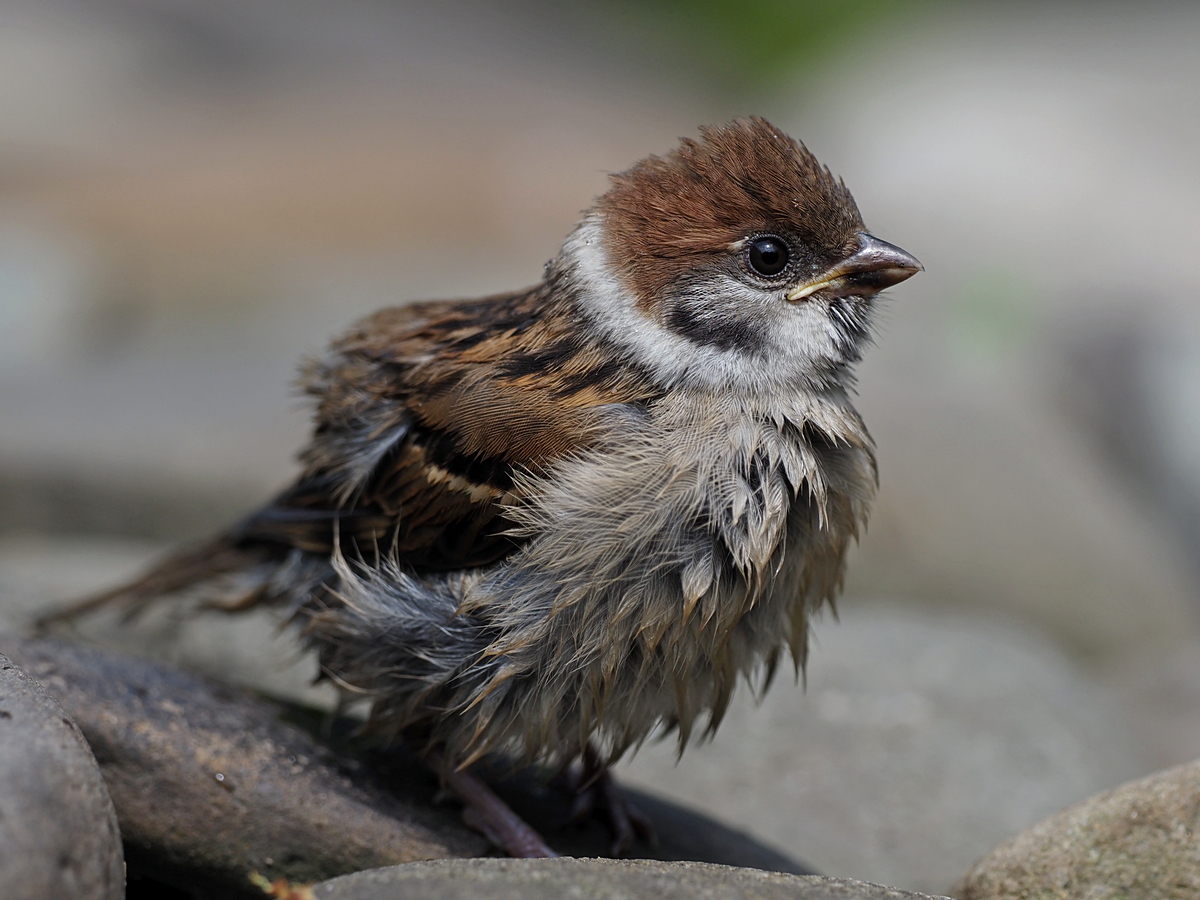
[307,392,876,768]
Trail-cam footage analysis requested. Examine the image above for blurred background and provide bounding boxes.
[2,0,1199,893]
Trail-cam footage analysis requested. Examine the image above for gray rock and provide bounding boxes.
[1105,637,1200,771]
[954,758,1200,900]
[0,652,123,900]
[315,858,952,900]
[0,634,486,899]
[840,366,1197,661]
[620,603,1147,895]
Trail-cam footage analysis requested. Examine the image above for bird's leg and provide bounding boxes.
[568,744,657,855]
[428,750,558,859]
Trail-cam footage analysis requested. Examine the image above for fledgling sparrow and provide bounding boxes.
[50,118,919,857]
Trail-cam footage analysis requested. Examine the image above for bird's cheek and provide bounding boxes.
[663,300,767,356]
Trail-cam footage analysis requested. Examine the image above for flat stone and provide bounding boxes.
[620,603,1147,895]
[953,758,1200,900]
[314,858,952,900]
[0,652,123,900]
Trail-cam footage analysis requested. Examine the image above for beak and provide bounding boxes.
[786,233,922,303]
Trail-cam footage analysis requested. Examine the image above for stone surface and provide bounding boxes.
[0,652,124,900]
[315,859,951,900]
[0,634,487,899]
[0,634,815,899]
[1104,638,1200,772]
[953,758,1200,900]
[620,603,1147,895]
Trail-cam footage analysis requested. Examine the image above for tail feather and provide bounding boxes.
[36,534,270,629]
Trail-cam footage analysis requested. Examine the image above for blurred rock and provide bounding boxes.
[1057,316,1200,590]
[953,759,1200,900]
[314,858,952,900]
[0,634,816,899]
[841,365,1198,662]
[0,651,123,900]
[0,351,304,541]
[1103,637,1200,773]
[620,603,1147,895]
[0,532,165,625]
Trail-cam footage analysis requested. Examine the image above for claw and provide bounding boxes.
[431,751,558,859]
[569,782,597,822]
[569,745,658,855]
[597,768,657,854]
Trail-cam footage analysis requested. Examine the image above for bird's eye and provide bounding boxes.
[747,236,790,277]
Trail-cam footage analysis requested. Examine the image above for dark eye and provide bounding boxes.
[747,236,790,277]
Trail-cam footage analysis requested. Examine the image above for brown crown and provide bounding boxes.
[595,117,865,310]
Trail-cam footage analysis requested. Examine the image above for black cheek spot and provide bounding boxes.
[666,302,766,355]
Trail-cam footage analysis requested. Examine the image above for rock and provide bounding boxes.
[619,603,1147,895]
[841,367,1197,662]
[0,635,815,899]
[0,652,123,900]
[1104,637,1200,771]
[0,634,486,899]
[314,858,952,900]
[953,758,1200,900]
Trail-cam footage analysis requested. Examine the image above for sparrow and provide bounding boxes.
[48,118,920,857]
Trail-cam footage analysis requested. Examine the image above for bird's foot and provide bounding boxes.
[434,753,558,858]
[563,748,657,855]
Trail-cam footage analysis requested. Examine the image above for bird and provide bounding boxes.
[46,117,920,858]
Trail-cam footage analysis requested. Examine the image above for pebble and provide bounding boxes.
[0,651,123,900]
[954,758,1200,900]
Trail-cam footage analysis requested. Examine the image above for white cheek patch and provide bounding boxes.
[562,216,851,394]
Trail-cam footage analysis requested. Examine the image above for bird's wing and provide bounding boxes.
[40,286,658,624]
[236,286,659,572]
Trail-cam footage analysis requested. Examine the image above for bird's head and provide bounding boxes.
[561,117,920,395]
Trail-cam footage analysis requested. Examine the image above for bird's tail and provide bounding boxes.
[35,533,275,630]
